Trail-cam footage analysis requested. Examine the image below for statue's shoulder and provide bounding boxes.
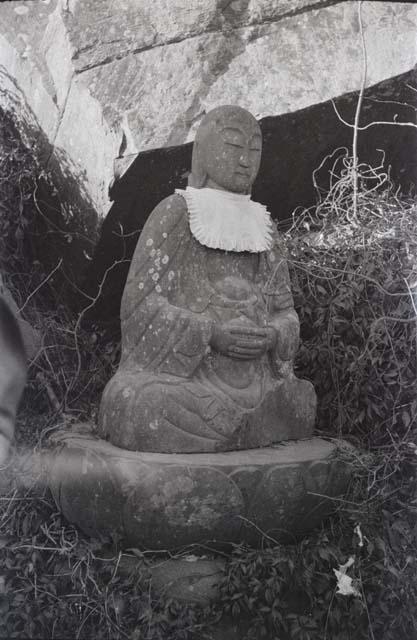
[149,193,187,223]
[132,193,189,262]
[139,193,187,240]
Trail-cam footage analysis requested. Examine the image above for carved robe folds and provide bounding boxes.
[98,192,316,453]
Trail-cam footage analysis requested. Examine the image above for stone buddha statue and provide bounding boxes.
[98,105,316,453]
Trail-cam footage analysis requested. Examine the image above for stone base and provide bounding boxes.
[48,428,352,549]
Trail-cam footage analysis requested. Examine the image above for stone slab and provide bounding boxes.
[149,557,225,605]
[48,429,352,549]
[95,552,225,605]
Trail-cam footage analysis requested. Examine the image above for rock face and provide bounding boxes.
[0,0,416,219]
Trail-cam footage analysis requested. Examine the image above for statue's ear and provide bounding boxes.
[188,142,207,188]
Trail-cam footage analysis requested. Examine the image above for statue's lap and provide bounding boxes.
[98,367,316,453]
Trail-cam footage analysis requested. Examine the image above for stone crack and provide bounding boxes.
[73,0,344,75]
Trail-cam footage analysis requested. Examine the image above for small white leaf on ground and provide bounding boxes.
[184,554,201,562]
[333,556,360,597]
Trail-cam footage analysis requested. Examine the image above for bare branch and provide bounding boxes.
[352,0,366,219]
[331,100,417,131]
[18,259,63,314]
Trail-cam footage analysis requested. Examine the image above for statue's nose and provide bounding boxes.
[239,150,250,167]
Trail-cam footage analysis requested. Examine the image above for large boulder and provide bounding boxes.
[0,0,416,219]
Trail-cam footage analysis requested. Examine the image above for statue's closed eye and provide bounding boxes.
[225,142,261,152]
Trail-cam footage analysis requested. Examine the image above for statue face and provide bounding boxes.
[203,120,262,194]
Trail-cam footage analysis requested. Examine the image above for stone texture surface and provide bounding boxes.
[48,429,352,549]
[67,0,341,75]
[98,106,316,453]
[149,558,225,605]
[0,1,415,217]
[124,465,245,547]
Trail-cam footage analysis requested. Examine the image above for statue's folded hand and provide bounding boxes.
[210,322,275,360]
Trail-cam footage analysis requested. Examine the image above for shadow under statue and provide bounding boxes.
[49,106,351,550]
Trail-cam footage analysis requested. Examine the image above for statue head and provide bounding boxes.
[189,106,262,194]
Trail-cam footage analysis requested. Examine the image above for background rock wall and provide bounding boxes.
[84,67,417,327]
[1,0,416,219]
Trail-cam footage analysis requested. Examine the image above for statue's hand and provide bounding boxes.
[210,322,275,360]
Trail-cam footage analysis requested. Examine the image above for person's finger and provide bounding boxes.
[234,338,267,349]
[228,346,263,357]
[229,326,268,337]
[228,352,258,360]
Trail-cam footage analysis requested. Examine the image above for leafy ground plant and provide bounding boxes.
[287,149,417,448]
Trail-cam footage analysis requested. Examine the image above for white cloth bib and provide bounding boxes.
[175,186,273,253]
